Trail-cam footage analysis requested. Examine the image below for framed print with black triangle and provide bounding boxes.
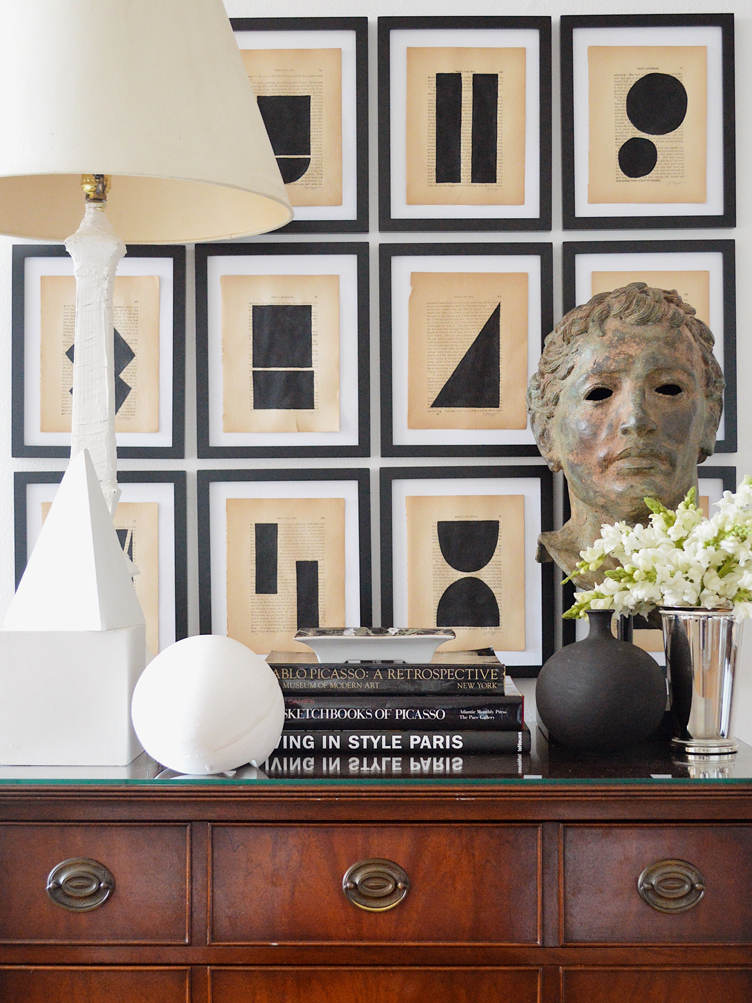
[380,242,553,457]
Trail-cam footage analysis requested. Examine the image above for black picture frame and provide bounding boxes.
[378,16,552,232]
[231,17,369,234]
[195,241,369,459]
[14,469,188,649]
[197,468,372,642]
[380,242,553,457]
[560,465,738,646]
[561,14,735,230]
[380,464,554,676]
[12,244,186,459]
[562,239,737,454]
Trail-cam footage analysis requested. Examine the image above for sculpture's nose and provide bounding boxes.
[619,389,658,436]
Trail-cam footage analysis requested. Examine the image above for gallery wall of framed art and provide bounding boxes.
[1,6,744,685]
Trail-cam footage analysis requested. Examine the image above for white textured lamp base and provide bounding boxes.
[0,625,146,765]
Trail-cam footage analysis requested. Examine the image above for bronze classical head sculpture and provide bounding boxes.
[527,282,724,582]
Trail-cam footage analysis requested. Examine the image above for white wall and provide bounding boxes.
[1,0,751,738]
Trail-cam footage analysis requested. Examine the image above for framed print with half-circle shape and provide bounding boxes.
[561,14,735,229]
[231,17,368,233]
[381,465,554,677]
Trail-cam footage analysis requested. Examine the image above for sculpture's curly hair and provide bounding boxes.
[526,282,725,468]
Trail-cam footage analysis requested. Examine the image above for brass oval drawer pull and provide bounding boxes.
[46,857,115,912]
[637,859,705,913]
[342,858,409,912]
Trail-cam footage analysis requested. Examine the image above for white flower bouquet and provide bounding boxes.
[564,477,752,621]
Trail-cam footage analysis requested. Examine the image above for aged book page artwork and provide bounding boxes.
[42,499,159,654]
[406,494,526,652]
[221,274,340,434]
[407,271,528,431]
[405,46,526,206]
[40,274,160,434]
[591,270,710,325]
[241,47,343,207]
[226,496,346,654]
[588,45,707,204]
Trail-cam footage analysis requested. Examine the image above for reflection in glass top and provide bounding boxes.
[0,723,750,787]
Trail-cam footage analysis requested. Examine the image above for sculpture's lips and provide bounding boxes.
[611,446,667,468]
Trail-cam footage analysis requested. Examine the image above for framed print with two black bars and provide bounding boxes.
[378,16,552,231]
[198,468,371,656]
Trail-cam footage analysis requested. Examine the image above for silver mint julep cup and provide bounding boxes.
[660,607,744,759]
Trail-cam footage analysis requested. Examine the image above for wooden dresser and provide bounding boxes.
[0,732,751,1002]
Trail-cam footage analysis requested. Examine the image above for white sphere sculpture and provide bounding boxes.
[131,635,285,775]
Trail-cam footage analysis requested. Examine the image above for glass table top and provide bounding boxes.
[0,720,749,788]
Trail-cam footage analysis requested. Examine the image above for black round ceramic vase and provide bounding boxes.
[536,609,667,754]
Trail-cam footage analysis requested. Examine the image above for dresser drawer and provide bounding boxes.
[0,967,190,1002]
[562,824,752,944]
[210,824,540,944]
[210,966,541,1003]
[0,824,189,943]
[561,967,752,1001]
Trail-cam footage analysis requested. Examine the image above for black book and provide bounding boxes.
[261,751,530,779]
[273,725,531,755]
[271,660,506,694]
[282,692,523,731]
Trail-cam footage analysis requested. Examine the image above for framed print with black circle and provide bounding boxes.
[11,244,185,458]
[198,468,371,656]
[381,465,554,676]
[562,465,737,655]
[14,470,188,655]
[561,14,735,230]
[381,242,553,456]
[195,242,369,459]
[562,239,736,454]
[378,16,552,231]
[231,17,368,233]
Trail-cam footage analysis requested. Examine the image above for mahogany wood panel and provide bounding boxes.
[562,825,752,944]
[209,966,541,1002]
[210,823,540,945]
[0,824,189,943]
[560,966,752,1001]
[0,966,190,1002]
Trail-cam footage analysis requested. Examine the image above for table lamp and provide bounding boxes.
[0,0,293,766]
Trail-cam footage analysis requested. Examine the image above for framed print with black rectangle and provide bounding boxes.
[231,17,368,233]
[561,14,735,230]
[12,244,185,458]
[195,242,369,459]
[381,242,553,456]
[381,465,553,676]
[198,468,371,655]
[562,239,736,454]
[14,470,188,654]
[378,16,552,231]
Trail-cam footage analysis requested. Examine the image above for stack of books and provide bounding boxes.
[262,641,530,779]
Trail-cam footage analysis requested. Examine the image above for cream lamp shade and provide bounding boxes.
[0,0,292,242]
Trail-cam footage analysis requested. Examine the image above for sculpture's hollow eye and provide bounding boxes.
[655,383,683,396]
[585,386,613,401]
